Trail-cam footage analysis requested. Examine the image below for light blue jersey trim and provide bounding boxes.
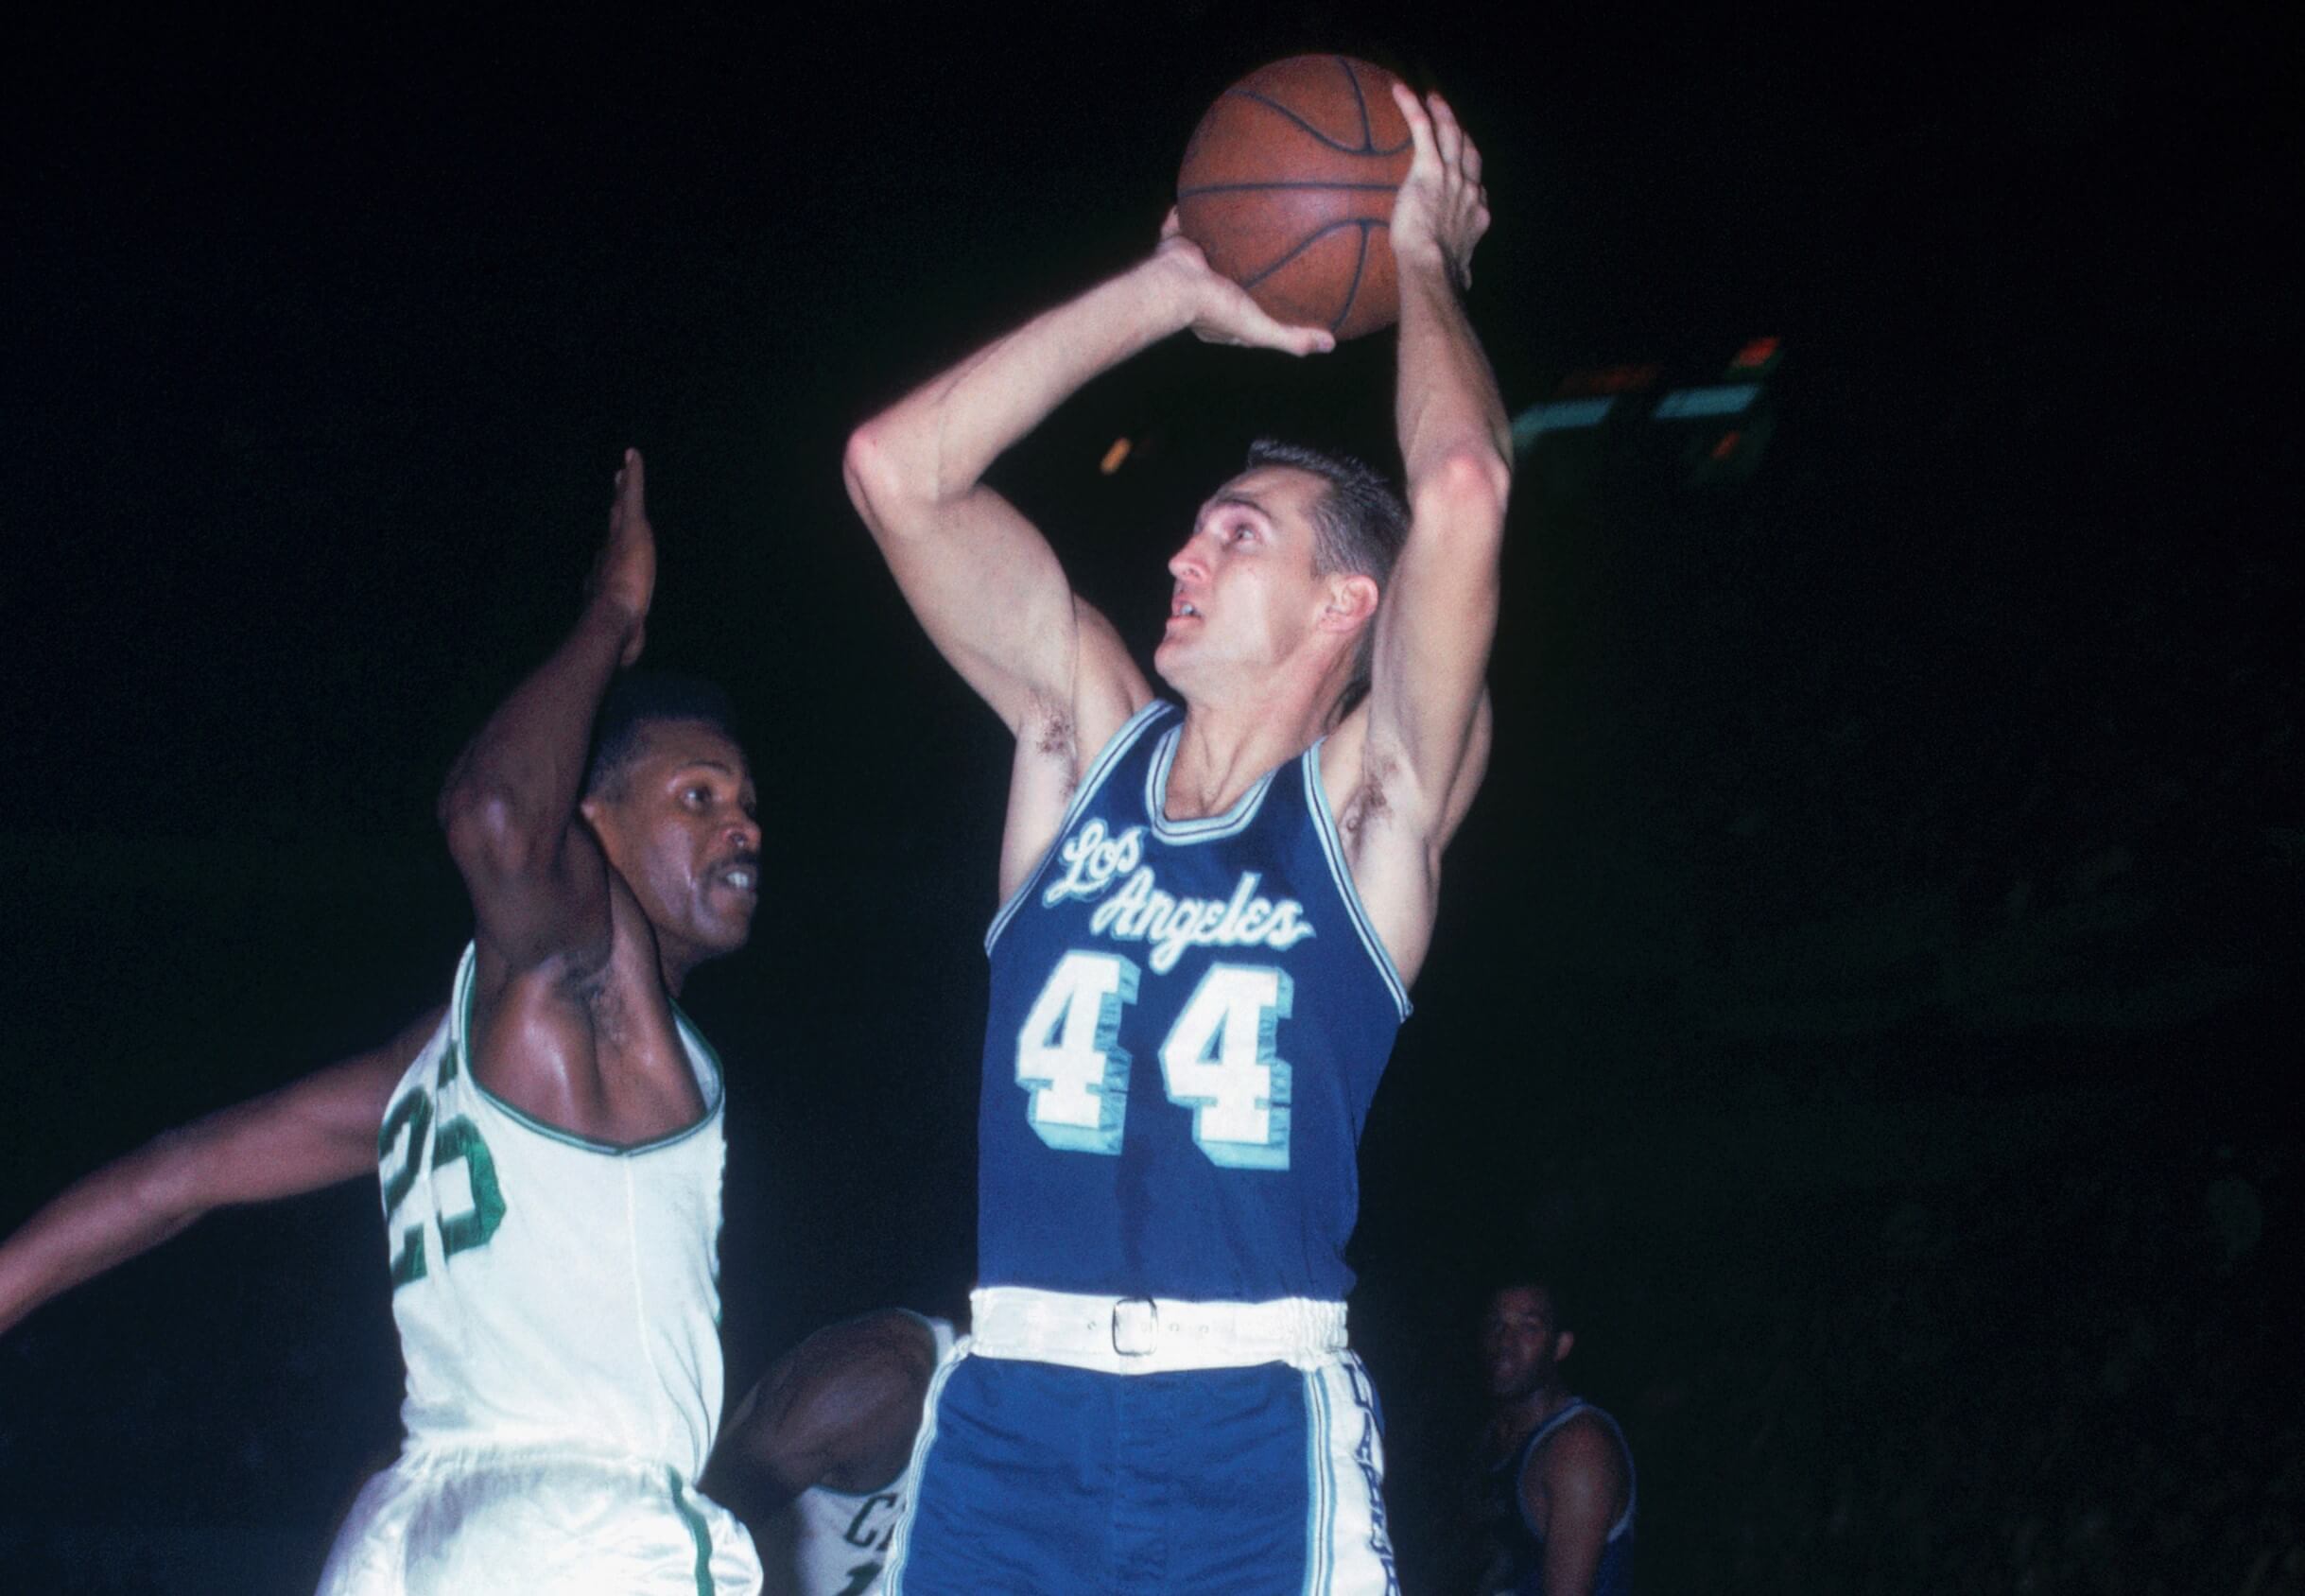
[1516,1398,1638,1543]
[984,698,1173,954]
[1301,745,1412,1021]
[1144,722,1279,844]
[449,944,727,1156]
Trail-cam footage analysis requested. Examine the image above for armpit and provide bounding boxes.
[1339,750,1400,842]
[1032,704,1076,764]
[1024,692,1080,800]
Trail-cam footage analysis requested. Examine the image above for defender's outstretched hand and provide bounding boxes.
[1153,211,1337,356]
[588,448,655,667]
[1388,85,1491,289]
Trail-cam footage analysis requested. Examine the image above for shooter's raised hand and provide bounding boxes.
[1388,84,1491,290]
[588,448,655,667]
[1151,209,1337,356]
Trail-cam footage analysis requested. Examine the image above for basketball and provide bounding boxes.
[1175,55,1414,341]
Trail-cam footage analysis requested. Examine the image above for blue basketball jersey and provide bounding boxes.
[1484,1399,1637,1596]
[977,700,1411,1302]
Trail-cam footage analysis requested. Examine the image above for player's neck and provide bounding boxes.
[1493,1382,1572,1448]
[651,929,702,998]
[1168,694,1329,819]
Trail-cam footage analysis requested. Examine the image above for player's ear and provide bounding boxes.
[579,792,621,860]
[1552,1328,1576,1364]
[1320,572,1379,634]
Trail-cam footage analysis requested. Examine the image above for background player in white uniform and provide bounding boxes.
[0,453,766,1594]
[704,1310,959,1596]
[844,82,1507,1592]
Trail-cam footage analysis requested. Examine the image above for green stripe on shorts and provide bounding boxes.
[668,1466,713,1596]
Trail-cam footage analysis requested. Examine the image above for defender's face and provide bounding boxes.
[586,720,761,958]
[1155,466,1330,691]
[1481,1286,1566,1402]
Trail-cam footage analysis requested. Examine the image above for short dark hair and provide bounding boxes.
[1242,439,1410,705]
[1487,1273,1574,1335]
[584,670,741,798]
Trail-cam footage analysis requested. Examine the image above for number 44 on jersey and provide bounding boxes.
[1015,952,1292,1170]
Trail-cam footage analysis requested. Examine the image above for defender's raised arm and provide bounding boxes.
[438,450,654,985]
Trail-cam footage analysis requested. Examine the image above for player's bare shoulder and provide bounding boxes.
[1319,690,1492,990]
[1320,701,1426,876]
[997,598,1152,902]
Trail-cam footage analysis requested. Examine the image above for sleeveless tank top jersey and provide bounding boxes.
[378,945,732,1478]
[1485,1399,1637,1596]
[978,699,1412,1302]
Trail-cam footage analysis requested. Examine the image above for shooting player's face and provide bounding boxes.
[1482,1286,1570,1402]
[583,720,762,958]
[1156,467,1333,694]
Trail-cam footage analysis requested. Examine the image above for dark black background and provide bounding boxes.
[2,6,2296,1592]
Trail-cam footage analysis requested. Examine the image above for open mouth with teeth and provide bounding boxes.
[1168,593,1203,624]
[712,859,760,896]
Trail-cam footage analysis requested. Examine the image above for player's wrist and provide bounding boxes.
[1128,250,1208,337]
[1391,233,1455,285]
[580,587,648,639]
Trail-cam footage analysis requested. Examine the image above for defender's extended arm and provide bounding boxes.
[0,1005,441,1335]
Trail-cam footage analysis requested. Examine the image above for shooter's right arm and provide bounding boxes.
[0,1004,441,1335]
[842,234,1332,735]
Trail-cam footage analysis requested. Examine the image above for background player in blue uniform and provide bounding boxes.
[1471,1280,1636,1596]
[844,81,1508,1594]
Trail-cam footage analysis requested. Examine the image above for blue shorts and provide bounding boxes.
[886,1347,1397,1595]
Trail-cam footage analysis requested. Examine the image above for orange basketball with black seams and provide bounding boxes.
[1176,55,1414,342]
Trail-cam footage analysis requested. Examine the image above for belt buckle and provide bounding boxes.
[1111,1296,1159,1357]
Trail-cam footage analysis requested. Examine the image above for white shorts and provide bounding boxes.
[316,1440,763,1596]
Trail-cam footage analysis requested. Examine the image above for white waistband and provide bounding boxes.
[968,1286,1347,1374]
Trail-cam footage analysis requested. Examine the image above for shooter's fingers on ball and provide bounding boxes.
[1196,280,1336,354]
[1427,93,1465,171]
[1461,134,1483,185]
[1391,81,1436,169]
[1161,207,1184,240]
[1226,300,1336,356]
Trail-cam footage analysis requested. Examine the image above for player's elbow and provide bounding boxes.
[844,416,944,541]
[130,1126,220,1224]
[1412,447,1513,534]
[440,781,556,886]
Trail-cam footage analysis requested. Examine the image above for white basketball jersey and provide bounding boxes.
[763,1317,957,1596]
[377,945,731,1478]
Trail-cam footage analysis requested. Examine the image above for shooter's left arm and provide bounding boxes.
[1362,87,1511,860]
